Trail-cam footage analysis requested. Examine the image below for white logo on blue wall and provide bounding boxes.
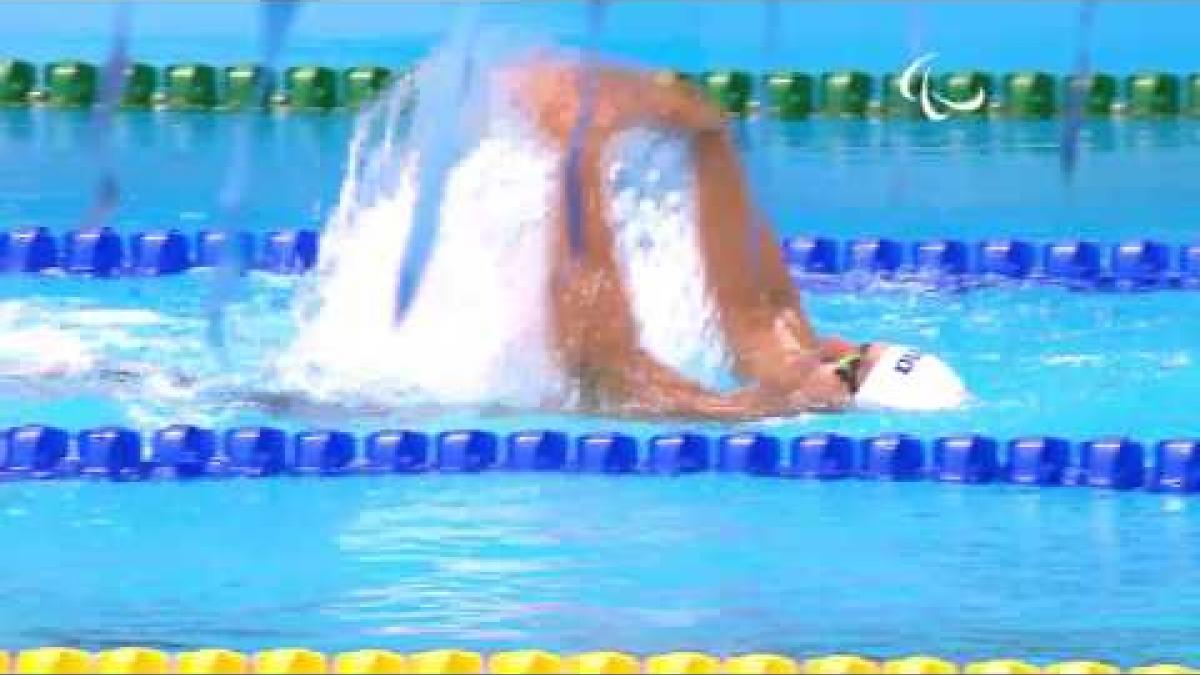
[899,53,987,121]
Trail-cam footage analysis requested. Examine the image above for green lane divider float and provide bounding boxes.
[43,60,97,107]
[1070,73,1119,116]
[121,63,156,108]
[285,65,338,110]
[4,59,1200,119]
[700,70,753,116]
[820,70,871,116]
[1127,71,1179,116]
[762,71,813,119]
[1005,71,1056,117]
[0,59,34,106]
[223,64,272,111]
[164,63,217,110]
[344,65,392,109]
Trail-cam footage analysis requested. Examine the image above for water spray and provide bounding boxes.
[745,0,782,277]
[206,0,303,356]
[392,3,484,323]
[560,0,608,259]
[77,1,131,232]
[1061,0,1098,182]
[888,2,925,204]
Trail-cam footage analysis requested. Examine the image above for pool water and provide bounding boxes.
[2,275,1199,442]
[4,110,1200,242]
[1,108,1198,661]
[2,71,1200,663]
[3,476,1200,664]
[1,111,1198,438]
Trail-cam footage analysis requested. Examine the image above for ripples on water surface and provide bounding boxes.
[1,476,1199,664]
[2,111,1200,240]
[0,105,1198,661]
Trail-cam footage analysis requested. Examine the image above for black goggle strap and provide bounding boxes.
[833,343,871,394]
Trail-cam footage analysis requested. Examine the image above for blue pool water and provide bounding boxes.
[1,110,1198,662]
[3,477,1200,664]
[1,111,1198,441]
[5,2,1200,73]
[4,111,1200,242]
[2,274,1200,442]
[2,1,1200,662]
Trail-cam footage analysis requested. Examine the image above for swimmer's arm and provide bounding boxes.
[578,66,823,391]
[589,67,725,133]
[614,351,853,418]
[550,262,778,419]
[547,164,785,421]
[688,128,823,393]
[511,62,725,147]
[612,350,793,420]
[543,94,803,421]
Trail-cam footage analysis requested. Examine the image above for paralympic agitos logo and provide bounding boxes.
[898,53,988,121]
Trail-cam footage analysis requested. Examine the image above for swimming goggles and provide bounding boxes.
[833,343,871,394]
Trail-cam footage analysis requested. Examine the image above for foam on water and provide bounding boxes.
[0,301,99,377]
[0,325,96,378]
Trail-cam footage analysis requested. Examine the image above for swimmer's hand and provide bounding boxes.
[506,61,726,147]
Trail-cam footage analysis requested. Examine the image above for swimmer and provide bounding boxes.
[506,60,969,419]
[0,58,965,423]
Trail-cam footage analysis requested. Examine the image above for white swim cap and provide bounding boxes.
[854,345,969,411]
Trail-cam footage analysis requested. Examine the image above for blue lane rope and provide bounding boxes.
[2,426,1196,493]
[6,228,1200,292]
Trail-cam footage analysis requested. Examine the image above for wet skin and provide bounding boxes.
[507,60,882,419]
[0,62,885,422]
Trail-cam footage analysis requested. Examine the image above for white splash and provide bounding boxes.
[275,36,564,408]
[607,130,734,392]
[274,31,734,410]
[56,308,165,327]
[0,325,97,377]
